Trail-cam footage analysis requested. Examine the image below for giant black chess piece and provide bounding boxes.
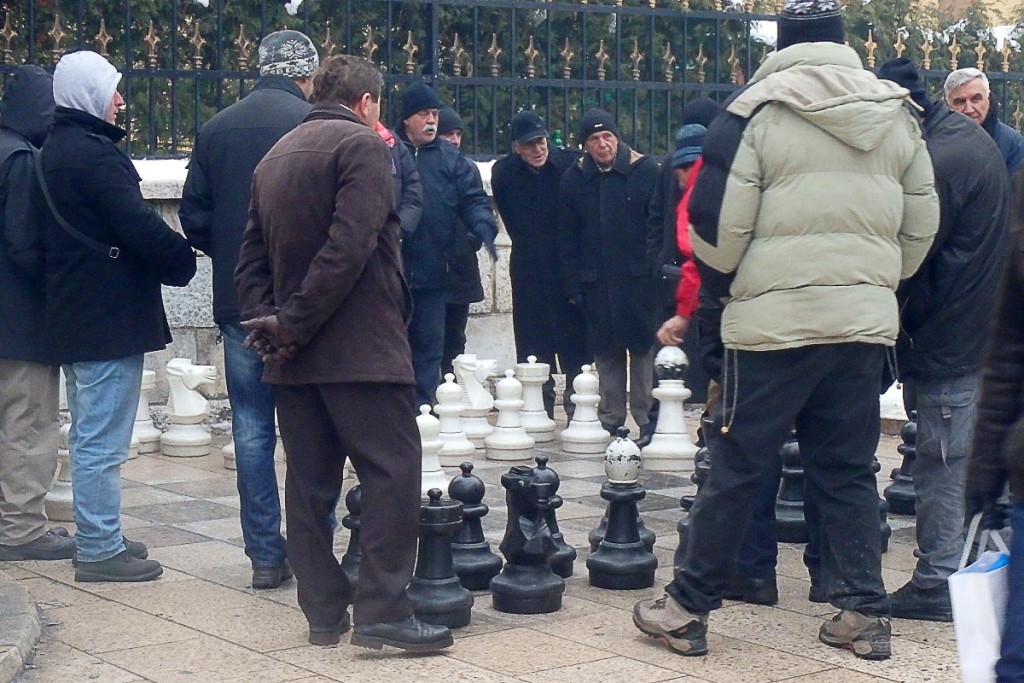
[490,465,565,614]
[870,458,892,553]
[407,489,474,628]
[675,414,713,567]
[588,430,656,554]
[340,485,361,586]
[883,412,917,516]
[775,433,808,543]
[449,462,503,590]
[532,455,576,578]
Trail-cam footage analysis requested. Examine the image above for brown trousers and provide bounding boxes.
[275,382,420,627]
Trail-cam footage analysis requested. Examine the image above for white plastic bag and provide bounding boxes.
[948,513,1010,683]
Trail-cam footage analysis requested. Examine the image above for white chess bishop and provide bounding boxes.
[642,346,698,471]
[515,356,556,443]
[453,353,496,448]
[559,364,611,455]
[161,358,217,457]
[435,373,475,467]
[484,370,535,461]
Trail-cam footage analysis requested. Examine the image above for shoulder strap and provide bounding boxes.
[33,151,119,259]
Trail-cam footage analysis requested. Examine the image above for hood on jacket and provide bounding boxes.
[730,42,910,152]
[53,51,122,121]
[0,65,55,147]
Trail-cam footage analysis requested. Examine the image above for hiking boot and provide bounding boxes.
[252,560,293,590]
[72,537,148,566]
[308,612,351,646]
[889,580,952,622]
[0,528,75,561]
[818,610,891,660]
[721,576,779,606]
[631,593,709,656]
[351,615,453,652]
[74,550,163,583]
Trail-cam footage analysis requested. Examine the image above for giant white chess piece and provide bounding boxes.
[161,358,217,457]
[484,370,535,461]
[417,405,448,496]
[642,346,698,471]
[133,370,162,454]
[515,356,556,443]
[45,422,73,522]
[435,373,475,467]
[222,438,236,470]
[559,364,611,455]
[453,354,496,448]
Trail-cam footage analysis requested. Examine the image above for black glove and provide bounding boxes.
[965,491,1009,531]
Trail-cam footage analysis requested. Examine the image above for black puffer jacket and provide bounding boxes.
[396,132,496,291]
[36,108,196,362]
[896,104,1010,381]
[0,65,53,363]
[179,76,311,325]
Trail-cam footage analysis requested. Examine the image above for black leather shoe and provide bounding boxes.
[0,528,75,561]
[252,560,293,590]
[74,550,163,583]
[73,537,146,566]
[721,576,779,606]
[808,581,828,604]
[634,422,656,449]
[308,612,351,646]
[351,615,454,652]
[889,580,952,622]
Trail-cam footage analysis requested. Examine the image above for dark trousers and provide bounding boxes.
[441,303,471,377]
[408,288,448,408]
[275,382,420,627]
[668,343,889,617]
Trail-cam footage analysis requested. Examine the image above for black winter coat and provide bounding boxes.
[179,76,311,325]
[558,143,660,354]
[397,133,496,291]
[446,159,485,304]
[492,146,586,357]
[896,104,1010,382]
[982,98,1024,177]
[388,135,423,238]
[645,157,684,315]
[0,65,53,363]
[35,108,196,363]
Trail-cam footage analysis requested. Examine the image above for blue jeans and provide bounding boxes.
[408,288,448,409]
[997,503,1024,682]
[911,374,978,588]
[64,356,143,562]
[221,324,285,568]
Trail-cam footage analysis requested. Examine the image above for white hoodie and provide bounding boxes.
[53,51,122,121]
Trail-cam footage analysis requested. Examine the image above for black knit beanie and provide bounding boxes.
[401,82,441,120]
[877,58,932,115]
[777,0,844,50]
[438,107,464,135]
[682,97,720,128]
[578,108,619,143]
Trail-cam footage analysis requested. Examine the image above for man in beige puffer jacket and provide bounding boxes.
[633,0,939,662]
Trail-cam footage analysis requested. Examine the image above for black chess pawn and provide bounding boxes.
[675,436,711,568]
[531,455,576,578]
[448,462,503,590]
[588,431,656,553]
[883,412,917,516]
[407,489,474,628]
[775,433,808,543]
[870,456,892,554]
[490,466,565,614]
[340,485,361,587]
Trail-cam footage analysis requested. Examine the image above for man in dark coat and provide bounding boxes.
[396,83,497,408]
[38,51,196,582]
[879,58,1011,623]
[235,55,452,652]
[0,65,75,562]
[944,67,1024,175]
[179,29,318,591]
[559,108,659,434]
[492,110,587,418]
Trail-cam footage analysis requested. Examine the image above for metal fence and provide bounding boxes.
[3,0,1024,158]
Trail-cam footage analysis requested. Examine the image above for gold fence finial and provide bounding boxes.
[561,36,574,79]
[949,34,960,70]
[630,38,644,80]
[190,21,206,69]
[144,20,161,68]
[0,13,17,63]
[1001,41,1012,72]
[234,24,252,69]
[524,35,540,77]
[727,45,741,84]
[894,32,905,59]
[321,21,336,57]
[975,40,987,71]
[49,13,67,64]
[363,26,379,63]
[864,27,877,68]
[695,44,708,84]
[662,41,676,82]
[95,18,112,57]
[487,33,502,76]
[760,44,769,64]
[1014,102,1024,131]
[921,36,933,70]
[595,38,609,80]
[402,30,419,74]
[451,33,465,76]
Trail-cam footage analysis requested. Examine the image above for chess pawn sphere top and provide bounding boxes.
[340,484,362,587]
[654,344,689,380]
[449,462,503,590]
[605,426,642,484]
[642,347,698,470]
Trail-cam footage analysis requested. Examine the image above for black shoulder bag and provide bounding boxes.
[33,151,120,259]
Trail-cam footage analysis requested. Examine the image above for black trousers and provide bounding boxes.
[441,303,471,377]
[668,343,889,617]
[275,382,420,627]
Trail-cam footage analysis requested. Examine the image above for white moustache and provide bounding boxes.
[422,124,438,134]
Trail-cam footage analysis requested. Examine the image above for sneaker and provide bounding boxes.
[350,615,453,652]
[308,612,352,646]
[818,610,891,660]
[74,549,163,583]
[0,528,76,561]
[889,580,952,622]
[252,560,293,590]
[631,594,709,656]
[721,576,779,606]
[72,537,148,566]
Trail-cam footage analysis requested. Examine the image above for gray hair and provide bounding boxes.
[944,68,990,98]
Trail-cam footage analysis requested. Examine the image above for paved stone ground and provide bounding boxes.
[2,422,961,683]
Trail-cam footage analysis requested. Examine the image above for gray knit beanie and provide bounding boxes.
[53,51,122,121]
[258,30,319,78]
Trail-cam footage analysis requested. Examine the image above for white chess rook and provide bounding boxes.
[435,373,476,467]
[133,370,162,454]
[559,364,611,455]
[161,358,217,457]
[643,347,699,471]
[45,422,74,522]
[453,354,496,448]
[515,355,556,443]
[484,369,536,461]
[417,405,449,496]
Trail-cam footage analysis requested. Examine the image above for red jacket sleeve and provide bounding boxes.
[674,159,703,318]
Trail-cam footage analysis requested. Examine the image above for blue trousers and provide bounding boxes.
[996,504,1024,683]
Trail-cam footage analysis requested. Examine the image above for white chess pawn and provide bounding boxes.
[127,432,140,461]
[559,364,611,455]
[133,370,162,454]
[417,405,448,496]
[484,369,535,461]
[161,358,217,457]
[642,346,698,471]
[435,373,475,467]
[515,355,556,443]
[453,354,495,448]
[222,438,236,471]
[45,422,74,522]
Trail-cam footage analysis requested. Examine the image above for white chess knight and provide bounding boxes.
[45,422,74,522]
[453,353,496,448]
[133,370,162,454]
[161,358,217,457]
[515,355,556,443]
[417,405,449,496]
[435,373,475,467]
[642,346,698,470]
[484,369,536,461]
[559,364,611,455]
